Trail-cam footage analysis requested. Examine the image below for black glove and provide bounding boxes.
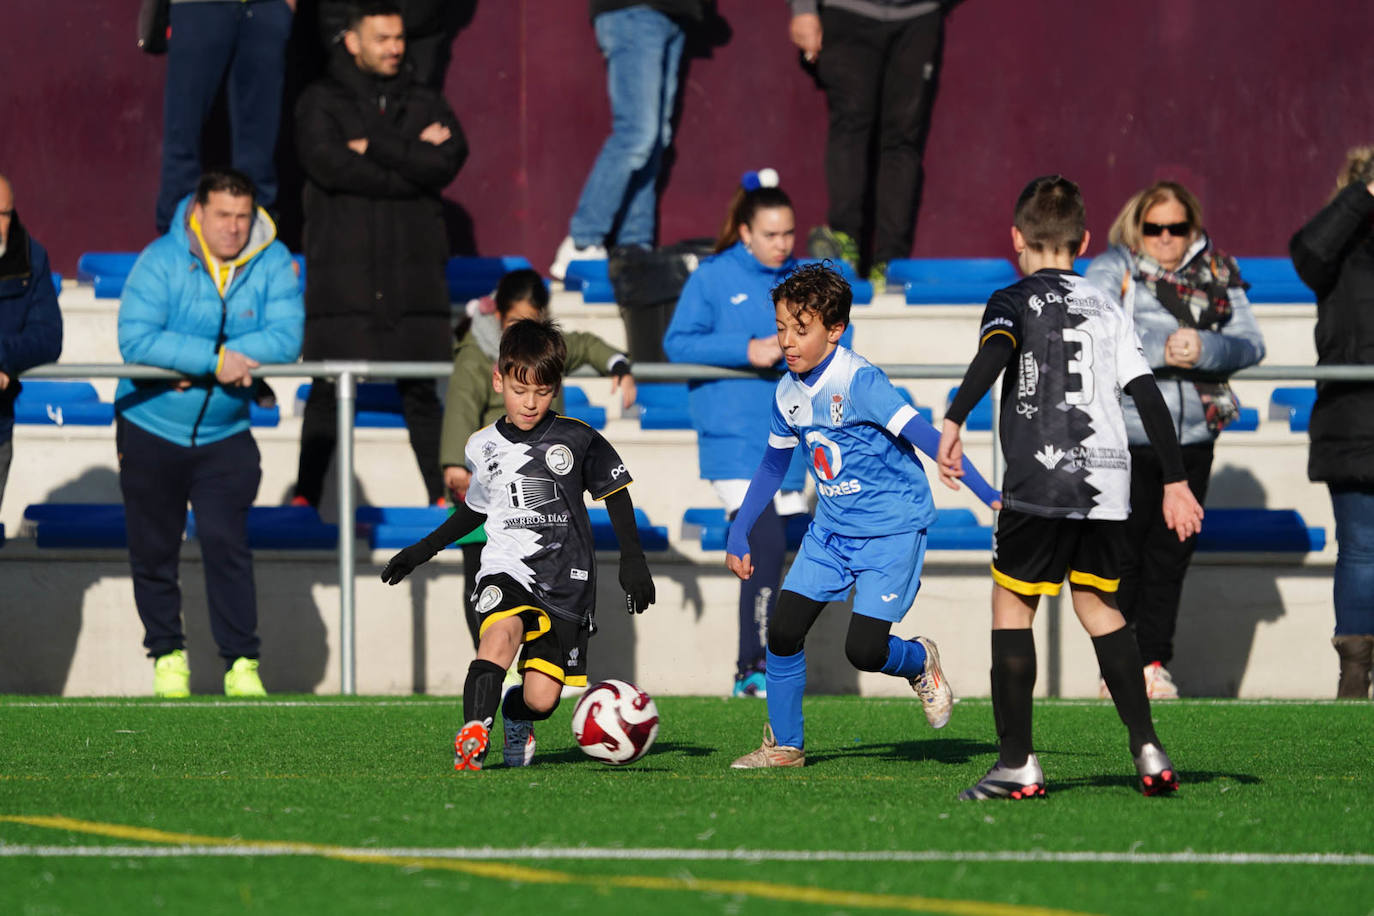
[380,541,436,585]
[619,554,655,614]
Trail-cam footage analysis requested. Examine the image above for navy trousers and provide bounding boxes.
[155,0,293,232]
[118,419,263,661]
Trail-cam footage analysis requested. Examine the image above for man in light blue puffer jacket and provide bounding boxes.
[117,169,303,699]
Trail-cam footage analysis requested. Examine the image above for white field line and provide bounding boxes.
[0,698,1359,709]
[0,844,1371,866]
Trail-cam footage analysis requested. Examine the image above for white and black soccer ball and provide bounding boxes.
[570,679,659,765]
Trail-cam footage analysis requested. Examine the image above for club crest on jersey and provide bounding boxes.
[830,394,844,425]
[482,441,499,460]
[477,585,502,613]
[545,444,574,475]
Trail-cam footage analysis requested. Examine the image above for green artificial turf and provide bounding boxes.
[1,696,1371,915]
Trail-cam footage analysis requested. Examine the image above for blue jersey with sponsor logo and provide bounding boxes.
[769,346,937,536]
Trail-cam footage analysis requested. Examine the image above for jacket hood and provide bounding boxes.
[0,211,31,284]
[724,240,796,277]
[329,51,414,99]
[171,194,279,296]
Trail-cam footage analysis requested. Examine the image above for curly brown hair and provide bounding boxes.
[771,262,852,330]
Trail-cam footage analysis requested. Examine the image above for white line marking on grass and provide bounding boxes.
[0,698,1358,709]
[2,845,1370,866]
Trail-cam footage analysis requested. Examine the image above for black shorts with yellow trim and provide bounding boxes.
[991,508,1126,596]
[472,574,589,687]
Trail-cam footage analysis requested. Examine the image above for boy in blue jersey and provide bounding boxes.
[726,263,1002,768]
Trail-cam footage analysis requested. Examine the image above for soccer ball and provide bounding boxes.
[570,679,659,765]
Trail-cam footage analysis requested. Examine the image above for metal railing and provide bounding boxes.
[20,360,1362,693]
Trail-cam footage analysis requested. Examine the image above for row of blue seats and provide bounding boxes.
[682,506,1325,554]
[16,501,1323,554]
[18,503,670,553]
[76,252,1316,307]
[13,378,1322,434]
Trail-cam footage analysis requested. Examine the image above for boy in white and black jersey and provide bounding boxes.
[381,319,656,771]
[938,176,1204,800]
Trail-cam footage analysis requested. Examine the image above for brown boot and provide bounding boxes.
[1332,635,1374,699]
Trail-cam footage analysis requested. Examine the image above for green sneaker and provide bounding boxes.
[867,261,888,295]
[224,657,266,697]
[153,649,190,698]
[806,226,859,271]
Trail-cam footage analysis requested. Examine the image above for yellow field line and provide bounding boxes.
[1,814,1099,916]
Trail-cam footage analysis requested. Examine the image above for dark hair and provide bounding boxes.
[495,268,550,316]
[347,0,403,30]
[498,318,566,389]
[714,187,794,253]
[194,169,256,207]
[1013,175,1086,255]
[771,262,852,330]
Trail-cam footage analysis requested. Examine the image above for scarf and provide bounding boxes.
[1131,236,1247,333]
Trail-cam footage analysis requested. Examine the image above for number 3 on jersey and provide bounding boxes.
[1062,327,1094,406]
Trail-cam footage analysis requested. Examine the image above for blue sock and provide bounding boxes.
[879,636,928,679]
[765,648,806,749]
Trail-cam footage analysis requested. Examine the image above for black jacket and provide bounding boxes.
[295,56,467,361]
[0,215,63,443]
[1291,183,1374,484]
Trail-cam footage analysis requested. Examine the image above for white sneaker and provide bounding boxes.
[910,636,954,729]
[550,235,607,281]
[1143,662,1179,700]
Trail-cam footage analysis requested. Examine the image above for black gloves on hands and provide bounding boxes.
[380,541,437,585]
[619,554,655,614]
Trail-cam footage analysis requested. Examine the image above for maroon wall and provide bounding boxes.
[5,1,1373,275]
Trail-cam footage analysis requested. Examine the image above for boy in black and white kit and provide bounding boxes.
[938,176,1204,800]
[381,319,655,771]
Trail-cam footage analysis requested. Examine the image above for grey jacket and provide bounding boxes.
[1085,240,1266,447]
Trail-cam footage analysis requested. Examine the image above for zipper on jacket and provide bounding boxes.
[188,269,231,448]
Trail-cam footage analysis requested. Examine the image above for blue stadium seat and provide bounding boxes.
[562,260,616,303]
[250,402,280,427]
[1234,257,1313,304]
[446,256,535,302]
[1270,386,1316,432]
[187,505,338,550]
[76,252,138,299]
[794,258,874,304]
[294,382,408,428]
[887,258,1020,305]
[1195,508,1325,552]
[895,387,934,425]
[24,503,127,548]
[14,380,114,426]
[561,385,606,428]
[1222,406,1260,432]
[945,386,993,431]
[636,382,691,429]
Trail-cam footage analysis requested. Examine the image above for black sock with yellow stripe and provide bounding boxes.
[991,628,1036,768]
[463,660,506,727]
[502,686,559,722]
[1092,625,1159,756]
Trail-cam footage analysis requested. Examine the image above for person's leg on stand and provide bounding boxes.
[732,500,785,691]
[188,431,263,666]
[814,9,884,252]
[871,11,943,269]
[614,20,685,248]
[1328,484,1374,697]
[397,377,446,504]
[567,7,678,250]
[118,420,195,659]
[156,1,237,232]
[294,378,337,507]
[226,0,293,212]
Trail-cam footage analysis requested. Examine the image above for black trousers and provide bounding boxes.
[815,7,944,266]
[295,377,446,507]
[1117,441,1214,667]
[118,419,262,661]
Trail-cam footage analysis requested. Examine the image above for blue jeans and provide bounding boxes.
[156,0,293,232]
[568,6,685,248]
[1329,484,1374,635]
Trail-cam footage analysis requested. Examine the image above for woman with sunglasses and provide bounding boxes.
[1085,180,1266,699]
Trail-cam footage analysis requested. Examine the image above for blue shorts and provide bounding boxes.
[781,524,926,622]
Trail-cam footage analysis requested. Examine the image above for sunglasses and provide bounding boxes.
[1141,221,1190,237]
